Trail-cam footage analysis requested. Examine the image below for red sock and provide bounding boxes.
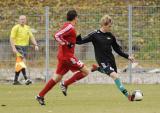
[64,72,85,86]
[39,78,56,97]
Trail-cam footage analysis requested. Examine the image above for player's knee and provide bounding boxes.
[52,74,62,83]
[110,72,119,80]
[82,69,89,76]
[80,66,89,76]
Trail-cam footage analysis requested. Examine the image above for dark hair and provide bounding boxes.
[67,9,78,21]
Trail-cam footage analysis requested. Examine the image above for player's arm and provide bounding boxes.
[10,37,18,54]
[112,35,129,59]
[29,27,39,51]
[10,26,18,54]
[112,35,135,62]
[54,24,73,47]
[76,32,93,45]
[30,36,38,46]
[30,36,39,51]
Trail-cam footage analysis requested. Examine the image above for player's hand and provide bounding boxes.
[76,34,82,44]
[76,34,82,41]
[67,42,74,48]
[12,48,18,54]
[76,34,82,40]
[35,45,39,51]
[128,55,135,63]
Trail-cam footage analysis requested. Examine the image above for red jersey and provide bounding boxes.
[54,22,77,60]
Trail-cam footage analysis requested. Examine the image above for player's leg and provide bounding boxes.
[109,63,130,97]
[36,74,61,105]
[21,67,32,85]
[110,72,129,97]
[110,72,134,101]
[20,58,32,85]
[13,47,21,85]
[60,57,89,96]
[13,46,24,85]
[13,71,21,85]
[91,61,117,74]
[13,55,23,85]
[21,68,27,80]
[21,58,27,80]
[20,46,32,85]
[60,65,89,96]
[94,62,133,101]
[36,59,69,105]
[14,46,31,85]
[91,64,106,73]
[64,65,89,86]
[108,63,134,101]
[36,74,62,105]
[39,74,64,98]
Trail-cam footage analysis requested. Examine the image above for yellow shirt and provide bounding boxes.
[10,24,33,46]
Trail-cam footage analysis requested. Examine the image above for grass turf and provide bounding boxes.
[0,83,160,113]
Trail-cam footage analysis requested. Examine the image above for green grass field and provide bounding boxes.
[0,83,160,113]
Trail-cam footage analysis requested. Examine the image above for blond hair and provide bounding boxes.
[100,15,112,26]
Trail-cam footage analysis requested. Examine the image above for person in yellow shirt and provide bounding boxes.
[10,15,39,85]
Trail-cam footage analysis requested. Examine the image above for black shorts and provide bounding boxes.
[15,45,28,58]
[99,61,117,75]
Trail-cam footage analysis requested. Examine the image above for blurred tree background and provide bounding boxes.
[0,0,160,67]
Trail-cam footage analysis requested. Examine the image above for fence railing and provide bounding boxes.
[0,6,160,83]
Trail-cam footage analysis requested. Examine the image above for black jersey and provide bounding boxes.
[76,30,129,64]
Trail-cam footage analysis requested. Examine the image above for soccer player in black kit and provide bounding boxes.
[76,15,135,101]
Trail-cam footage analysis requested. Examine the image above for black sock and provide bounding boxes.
[21,68,28,80]
[14,71,20,82]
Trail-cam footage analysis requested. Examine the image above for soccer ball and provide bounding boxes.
[132,90,143,101]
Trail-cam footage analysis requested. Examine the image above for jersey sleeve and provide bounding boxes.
[54,24,73,45]
[112,34,129,59]
[76,31,95,44]
[10,25,17,39]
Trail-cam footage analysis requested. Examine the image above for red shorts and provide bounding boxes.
[56,56,84,75]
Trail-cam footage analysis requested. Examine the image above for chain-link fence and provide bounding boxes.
[0,6,160,84]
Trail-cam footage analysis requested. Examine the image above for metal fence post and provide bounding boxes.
[45,6,50,82]
[128,5,133,84]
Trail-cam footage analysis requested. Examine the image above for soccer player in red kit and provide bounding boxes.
[36,10,89,105]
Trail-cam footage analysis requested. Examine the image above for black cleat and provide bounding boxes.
[60,81,68,96]
[36,96,45,105]
[25,79,32,85]
[13,81,22,85]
